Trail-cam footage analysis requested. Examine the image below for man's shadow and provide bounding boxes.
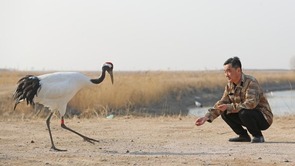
[265,141,295,144]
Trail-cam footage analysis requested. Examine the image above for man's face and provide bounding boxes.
[223,64,241,84]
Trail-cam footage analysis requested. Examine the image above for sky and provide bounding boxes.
[1,0,295,71]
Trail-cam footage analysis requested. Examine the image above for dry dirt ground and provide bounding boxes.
[0,115,295,166]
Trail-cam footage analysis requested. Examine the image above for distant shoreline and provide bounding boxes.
[138,81,295,116]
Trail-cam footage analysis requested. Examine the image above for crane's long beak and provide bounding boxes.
[108,70,114,84]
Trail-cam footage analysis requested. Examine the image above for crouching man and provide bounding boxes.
[195,57,273,143]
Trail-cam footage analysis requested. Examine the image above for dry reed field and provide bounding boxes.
[0,69,294,119]
[1,70,295,166]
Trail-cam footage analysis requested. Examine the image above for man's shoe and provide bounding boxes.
[229,135,251,142]
[251,136,265,143]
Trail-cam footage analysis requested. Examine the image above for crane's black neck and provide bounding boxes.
[90,68,106,84]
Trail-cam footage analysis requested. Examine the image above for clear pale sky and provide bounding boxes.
[1,0,295,71]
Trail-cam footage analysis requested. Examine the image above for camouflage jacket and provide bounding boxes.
[205,73,273,125]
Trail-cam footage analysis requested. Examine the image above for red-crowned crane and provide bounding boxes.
[13,62,114,151]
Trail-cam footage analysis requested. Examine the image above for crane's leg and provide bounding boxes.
[60,116,100,144]
[46,112,67,152]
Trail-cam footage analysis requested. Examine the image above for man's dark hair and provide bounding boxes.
[224,56,242,69]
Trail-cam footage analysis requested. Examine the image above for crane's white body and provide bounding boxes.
[36,72,93,116]
[13,62,113,151]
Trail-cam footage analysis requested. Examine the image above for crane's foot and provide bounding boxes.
[82,136,100,144]
[50,146,67,152]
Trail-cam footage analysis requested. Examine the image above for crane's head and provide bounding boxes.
[103,62,114,84]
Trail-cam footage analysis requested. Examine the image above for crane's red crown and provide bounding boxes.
[104,62,113,69]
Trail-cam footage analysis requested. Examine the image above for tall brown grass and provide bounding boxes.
[68,70,227,114]
[0,70,294,118]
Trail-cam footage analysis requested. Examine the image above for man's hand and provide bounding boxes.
[195,117,209,126]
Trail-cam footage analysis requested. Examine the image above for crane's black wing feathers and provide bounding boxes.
[13,75,41,110]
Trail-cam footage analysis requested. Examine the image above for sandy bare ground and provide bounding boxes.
[0,115,295,166]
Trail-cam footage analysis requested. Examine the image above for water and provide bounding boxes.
[266,90,295,115]
[188,90,295,117]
